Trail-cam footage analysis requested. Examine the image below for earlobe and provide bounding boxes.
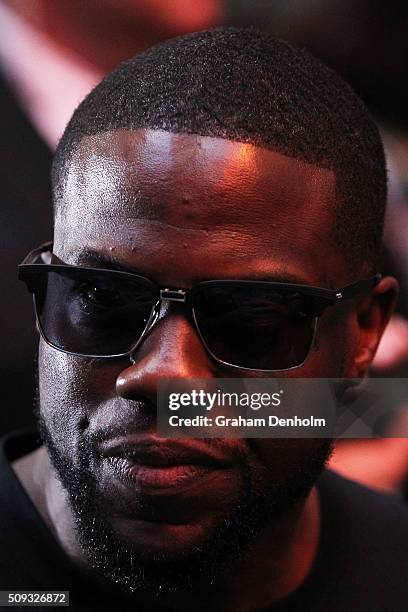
[353,347,375,375]
[352,276,399,377]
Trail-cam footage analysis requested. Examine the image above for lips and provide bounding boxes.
[101,437,234,493]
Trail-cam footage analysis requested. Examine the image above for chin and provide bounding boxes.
[110,514,220,556]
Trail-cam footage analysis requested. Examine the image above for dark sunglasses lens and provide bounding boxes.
[33,269,156,356]
[194,285,316,370]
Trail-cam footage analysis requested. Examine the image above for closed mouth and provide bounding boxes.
[101,437,234,492]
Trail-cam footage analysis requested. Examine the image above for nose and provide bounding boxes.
[115,311,216,403]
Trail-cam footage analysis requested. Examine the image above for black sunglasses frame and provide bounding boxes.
[19,242,382,372]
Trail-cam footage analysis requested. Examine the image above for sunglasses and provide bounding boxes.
[19,242,381,372]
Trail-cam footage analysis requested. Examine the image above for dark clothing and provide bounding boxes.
[0,74,53,435]
[1,430,408,611]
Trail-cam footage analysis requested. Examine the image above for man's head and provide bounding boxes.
[53,26,387,276]
[35,28,396,598]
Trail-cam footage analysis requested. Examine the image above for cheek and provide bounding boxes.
[252,438,332,484]
[38,341,86,455]
[300,308,357,377]
[39,341,80,412]
[38,340,124,455]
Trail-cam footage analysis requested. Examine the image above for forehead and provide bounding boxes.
[55,128,340,284]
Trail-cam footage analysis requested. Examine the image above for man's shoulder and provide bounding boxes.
[299,469,408,611]
[319,469,408,563]
[0,430,46,544]
[320,468,408,521]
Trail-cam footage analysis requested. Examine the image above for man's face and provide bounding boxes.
[39,129,354,591]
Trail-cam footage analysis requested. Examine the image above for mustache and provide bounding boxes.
[82,396,247,463]
[89,396,157,440]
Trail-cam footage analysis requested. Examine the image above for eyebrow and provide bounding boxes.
[57,250,144,275]
[58,250,315,286]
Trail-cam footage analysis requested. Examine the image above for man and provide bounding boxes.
[1,27,407,611]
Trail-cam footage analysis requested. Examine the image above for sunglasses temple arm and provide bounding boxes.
[338,274,382,301]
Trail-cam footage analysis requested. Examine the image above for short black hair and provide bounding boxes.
[53,27,386,276]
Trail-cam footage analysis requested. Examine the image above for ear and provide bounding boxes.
[351,276,399,377]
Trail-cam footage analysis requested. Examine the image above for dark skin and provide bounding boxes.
[14,129,397,611]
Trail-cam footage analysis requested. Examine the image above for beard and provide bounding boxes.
[36,399,332,603]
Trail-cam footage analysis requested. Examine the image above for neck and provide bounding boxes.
[13,445,320,610]
[222,489,320,611]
